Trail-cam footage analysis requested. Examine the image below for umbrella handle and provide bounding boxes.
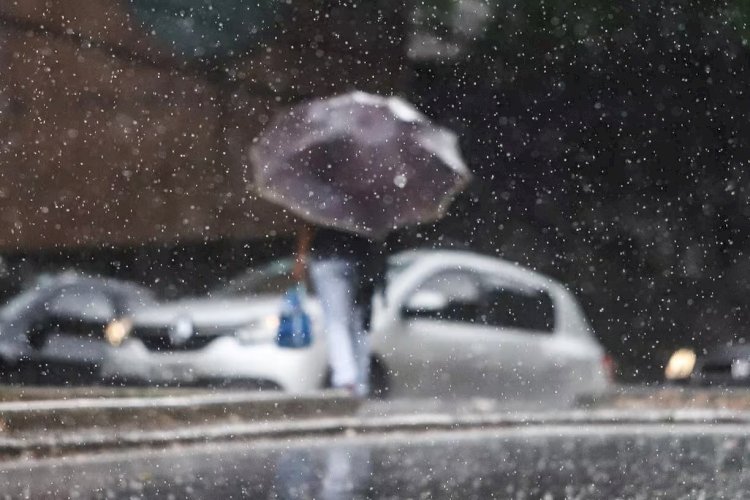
[293,225,315,282]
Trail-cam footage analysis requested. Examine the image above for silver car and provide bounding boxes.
[103,250,611,401]
[0,272,154,384]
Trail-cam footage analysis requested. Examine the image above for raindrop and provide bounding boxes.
[394,174,407,188]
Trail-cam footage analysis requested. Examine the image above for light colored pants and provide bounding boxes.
[309,258,370,397]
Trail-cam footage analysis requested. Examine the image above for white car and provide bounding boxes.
[371,251,612,402]
[103,250,611,402]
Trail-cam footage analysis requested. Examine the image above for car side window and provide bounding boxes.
[404,269,484,323]
[483,285,555,333]
[46,287,116,322]
[405,269,556,332]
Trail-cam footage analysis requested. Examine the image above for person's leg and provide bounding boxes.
[309,259,357,390]
[351,304,371,397]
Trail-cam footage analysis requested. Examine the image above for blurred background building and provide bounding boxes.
[0,0,407,293]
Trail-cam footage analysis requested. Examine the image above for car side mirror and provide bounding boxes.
[401,290,448,319]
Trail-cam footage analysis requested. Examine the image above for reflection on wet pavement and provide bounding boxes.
[3,424,750,499]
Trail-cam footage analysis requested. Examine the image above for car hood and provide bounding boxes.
[130,295,283,327]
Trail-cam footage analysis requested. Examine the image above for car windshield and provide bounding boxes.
[385,253,418,283]
[214,259,295,297]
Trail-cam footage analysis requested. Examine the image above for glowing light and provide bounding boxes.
[105,319,132,347]
[665,348,696,380]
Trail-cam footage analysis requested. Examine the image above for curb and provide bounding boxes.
[0,391,359,434]
[3,407,750,460]
[0,390,360,460]
[577,386,750,410]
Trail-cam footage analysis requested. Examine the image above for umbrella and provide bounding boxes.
[249,91,471,239]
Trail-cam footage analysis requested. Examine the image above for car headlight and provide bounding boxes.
[665,348,696,381]
[104,318,132,347]
[235,315,280,344]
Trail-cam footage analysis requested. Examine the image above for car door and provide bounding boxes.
[383,267,509,397]
[386,266,557,399]
[480,277,558,401]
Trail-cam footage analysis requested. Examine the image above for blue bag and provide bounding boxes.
[276,285,312,348]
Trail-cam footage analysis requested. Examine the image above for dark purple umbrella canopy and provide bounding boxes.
[250,91,471,239]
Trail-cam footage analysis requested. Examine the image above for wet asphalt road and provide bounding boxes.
[3,424,750,499]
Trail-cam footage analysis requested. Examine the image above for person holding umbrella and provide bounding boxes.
[251,91,470,397]
[293,225,385,397]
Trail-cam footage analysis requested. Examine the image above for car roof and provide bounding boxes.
[391,249,564,291]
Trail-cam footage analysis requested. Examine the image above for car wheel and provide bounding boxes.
[322,366,333,389]
[321,357,391,399]
[369,356,390,399]
[0,357,8,383]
